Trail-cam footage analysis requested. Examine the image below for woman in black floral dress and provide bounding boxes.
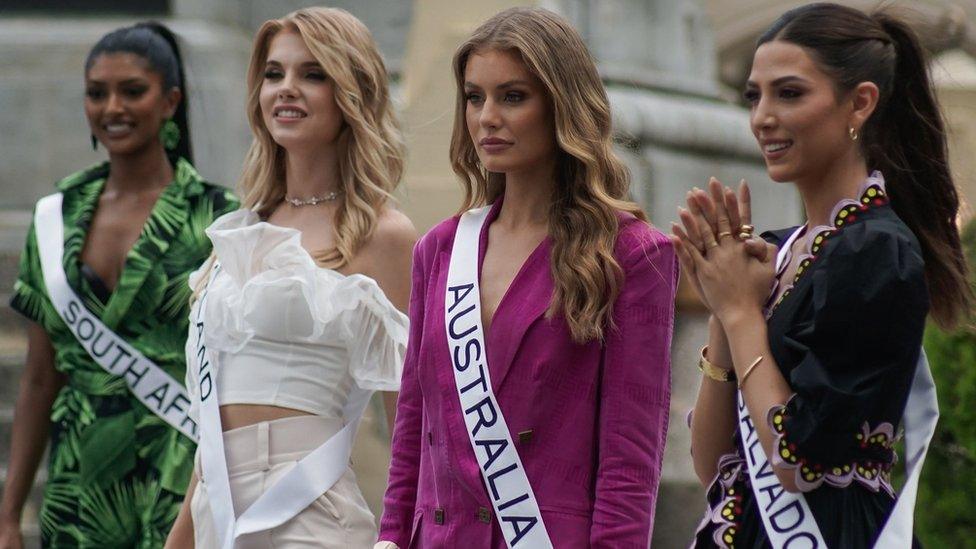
[671,3,973,548]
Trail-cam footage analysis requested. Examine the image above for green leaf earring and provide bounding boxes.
[160,119,180,150]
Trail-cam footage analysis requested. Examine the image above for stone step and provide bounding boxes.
[0,245,25,295]
[0,349,25,405]
[22,526,40,549]
[0,300,26,338]
[0,209,32,336]
[0,407,13,466]
[0,255,20,297]
[0,210,27,298]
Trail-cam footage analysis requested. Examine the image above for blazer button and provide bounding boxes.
[478,507,491,523]
[518,429,534,443]
[434,508,445,525]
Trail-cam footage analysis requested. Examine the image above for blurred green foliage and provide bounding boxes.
[917,220,976,548]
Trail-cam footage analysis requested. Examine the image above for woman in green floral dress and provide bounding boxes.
[0,23,238,548]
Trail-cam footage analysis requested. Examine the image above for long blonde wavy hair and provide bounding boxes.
[241,7,404,267]
[451,7,646,343]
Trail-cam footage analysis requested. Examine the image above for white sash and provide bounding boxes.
[740,226,939,548]
[34,192,197,441]
[189,264,371,549]
[445,206,553,548]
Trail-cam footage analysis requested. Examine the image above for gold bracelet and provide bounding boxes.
[737,355,764,389]
[698,345,736,383]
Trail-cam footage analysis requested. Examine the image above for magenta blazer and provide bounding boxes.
[379,200,678,548]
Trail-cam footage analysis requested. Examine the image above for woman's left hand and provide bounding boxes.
[672,178,777,324]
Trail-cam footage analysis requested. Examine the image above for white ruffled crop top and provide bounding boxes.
[184,209,408,423]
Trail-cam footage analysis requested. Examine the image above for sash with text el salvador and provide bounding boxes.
[738,226,939,548]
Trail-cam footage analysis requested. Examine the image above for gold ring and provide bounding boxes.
[736,224,755,241]
[705,241,719,249]
[717,231,733,240]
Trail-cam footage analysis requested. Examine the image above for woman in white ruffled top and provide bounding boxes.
[165,7,416,548]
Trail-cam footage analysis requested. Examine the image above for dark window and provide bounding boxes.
[1,0,169,15]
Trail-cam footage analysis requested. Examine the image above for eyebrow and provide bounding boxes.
[464,79,532,90]
[745,75,810,87]
[86,78,148,86]
[265,60,323,68]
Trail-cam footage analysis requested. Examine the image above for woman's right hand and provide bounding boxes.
[0,518,23,549]
[672,178,761,311]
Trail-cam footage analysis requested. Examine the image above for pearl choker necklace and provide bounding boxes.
[284,191,342,206]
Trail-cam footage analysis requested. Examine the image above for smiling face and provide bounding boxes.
[84,52,178,156]
[745,40,858,183]
[463,48,557,178]
[259,29,344,153]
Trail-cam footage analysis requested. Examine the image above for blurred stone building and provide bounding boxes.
[0,1,973,547]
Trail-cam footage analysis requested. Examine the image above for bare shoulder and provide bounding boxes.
[363,207,418,260]
[355,207,417,310]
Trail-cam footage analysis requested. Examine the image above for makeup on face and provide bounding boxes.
[259,30,344,150]
[463,49,556,176]
[85,52,174,156]
[745,41,854,183]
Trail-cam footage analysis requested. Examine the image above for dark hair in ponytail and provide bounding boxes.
[759,2,973,329]
[85,21,194,164]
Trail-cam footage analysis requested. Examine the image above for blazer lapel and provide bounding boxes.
[487,241,552,392]
[469,198,554,393]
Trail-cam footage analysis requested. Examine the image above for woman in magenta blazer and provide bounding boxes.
[377,8,677,548]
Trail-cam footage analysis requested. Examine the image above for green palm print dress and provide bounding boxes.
[10,158,239,547]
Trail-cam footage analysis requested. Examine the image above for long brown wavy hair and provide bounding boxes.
[241,7,404,267]
[451,7,646,343]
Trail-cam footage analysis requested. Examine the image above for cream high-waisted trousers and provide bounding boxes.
[190,415,377,548]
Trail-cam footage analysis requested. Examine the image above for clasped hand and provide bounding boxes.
[670,178,777,324]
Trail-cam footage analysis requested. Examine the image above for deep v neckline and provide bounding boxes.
[77,180,167,296]
[62,159,197,328]
[476,200,549,337]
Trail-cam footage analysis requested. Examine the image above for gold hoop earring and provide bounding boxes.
[849,127,859,141]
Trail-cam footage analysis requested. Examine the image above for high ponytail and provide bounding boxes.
[759,2,973,329]
[868,13,970,329]
[86,21,194,164]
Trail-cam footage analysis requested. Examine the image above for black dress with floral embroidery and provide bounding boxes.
[692,173,929,548]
